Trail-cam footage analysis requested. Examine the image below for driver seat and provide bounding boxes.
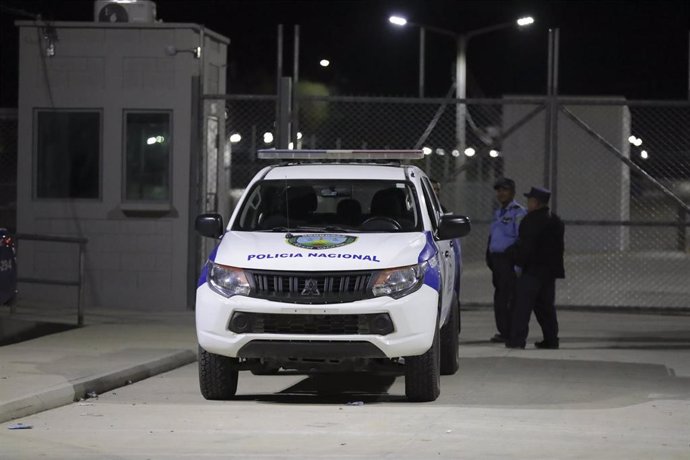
[369,188,415,230]
[370,188,404,219]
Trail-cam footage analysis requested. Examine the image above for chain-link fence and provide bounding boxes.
[208,94,690,308]
[0,108,18,234]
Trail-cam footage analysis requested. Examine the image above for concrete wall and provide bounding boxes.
[502,98,631,253]
[16,22,227,310]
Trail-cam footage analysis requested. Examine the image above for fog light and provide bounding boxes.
[230,312,252,333]
[370,313,394,335]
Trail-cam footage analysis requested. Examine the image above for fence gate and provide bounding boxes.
[202,92,690,309]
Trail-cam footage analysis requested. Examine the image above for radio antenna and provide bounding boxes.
[284,176,291,232]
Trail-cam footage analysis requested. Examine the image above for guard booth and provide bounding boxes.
[14,6,229,311]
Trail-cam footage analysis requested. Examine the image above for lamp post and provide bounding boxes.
[389,15,534,154]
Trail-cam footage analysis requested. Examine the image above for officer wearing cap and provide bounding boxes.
[505,186,565,349]
[486,177,526,343]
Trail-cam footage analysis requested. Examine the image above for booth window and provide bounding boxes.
[124,111,171,201]
[35,110,101,199]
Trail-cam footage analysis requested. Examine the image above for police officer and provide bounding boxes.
[430,178,449,213]
[486,178,526,343]
[506,187,565,349]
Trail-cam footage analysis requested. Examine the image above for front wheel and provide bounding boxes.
[440,296,460,375]
[198,346,239,400]
[404,316,441,402]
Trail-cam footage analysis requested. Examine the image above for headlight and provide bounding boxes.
[372,260,431,299]
[208,262,251,298]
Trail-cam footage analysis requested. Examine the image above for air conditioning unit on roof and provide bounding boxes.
[94,0,157,23]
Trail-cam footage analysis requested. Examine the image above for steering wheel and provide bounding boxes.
[361,216,402,230]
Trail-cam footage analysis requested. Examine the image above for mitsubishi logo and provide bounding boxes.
[301,278,320,296]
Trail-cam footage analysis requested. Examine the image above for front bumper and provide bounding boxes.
[195,283,439,359]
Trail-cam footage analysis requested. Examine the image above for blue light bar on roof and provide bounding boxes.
[257,149,424,160]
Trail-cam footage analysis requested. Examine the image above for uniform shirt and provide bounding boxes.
[508,206,565,279]
[488,200,526,254]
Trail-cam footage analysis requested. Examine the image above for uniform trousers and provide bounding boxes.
[508,272,559,347]
[489,252,516,338]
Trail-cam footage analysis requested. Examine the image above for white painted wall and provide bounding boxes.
[16,21,228,310]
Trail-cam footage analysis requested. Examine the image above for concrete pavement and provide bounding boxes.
[1,308,689,459]
[0,306,197,423]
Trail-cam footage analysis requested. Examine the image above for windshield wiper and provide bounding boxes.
[265,226,323,232]
[264,225,357,233]
[320,225,358,233]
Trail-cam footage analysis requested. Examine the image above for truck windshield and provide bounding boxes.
[233,180,421,232]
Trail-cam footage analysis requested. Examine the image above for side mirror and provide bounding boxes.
[195,213,224,239]
[438,215,471,240]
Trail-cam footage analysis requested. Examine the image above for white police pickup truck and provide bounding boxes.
[195,149,470,402]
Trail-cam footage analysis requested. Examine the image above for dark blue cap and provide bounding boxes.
[493,177,516,190]
[524,186,551,203]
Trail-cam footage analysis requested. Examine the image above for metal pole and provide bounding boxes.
[276,24,283,94]
[455,35,467,165]
[77,242,84,326]
[278,77,292,149]
[293,25,300,144]
[250,124,256,161]
[419,27,425,98]
[678,205,687,251]
[276,24,283,134]
[550,28,560,213]
[10,239,17,315]
[543,29,554,189]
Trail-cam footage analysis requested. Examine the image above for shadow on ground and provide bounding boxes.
[233,373,405,404]
[0,317,76,346]
[228,352,690,409]
[462,331,690,350]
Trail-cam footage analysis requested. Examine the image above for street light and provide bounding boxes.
[389,14,535,155]
[319,59,330,67]
[389,15,407,26]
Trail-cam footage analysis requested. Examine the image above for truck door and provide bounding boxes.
[420,177,454,323]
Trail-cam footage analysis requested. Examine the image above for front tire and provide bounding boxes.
[404,315,441,402]
[198,345,239,400]
[440,296,460,375]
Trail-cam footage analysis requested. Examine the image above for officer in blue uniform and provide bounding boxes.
[486,178,526,343]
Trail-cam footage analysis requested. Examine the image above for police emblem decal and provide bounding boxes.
[301,278,320,296]
[286,234,357,250]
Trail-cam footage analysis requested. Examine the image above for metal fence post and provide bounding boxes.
[277,77,293,149]
[292,25,300,145]
[678,205,687,252]
[550,28,560,213]
[544,29,555,189]
[77,241,85,326]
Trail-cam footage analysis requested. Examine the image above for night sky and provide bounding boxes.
[1,0,689,106]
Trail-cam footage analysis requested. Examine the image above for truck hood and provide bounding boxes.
[213,231,429,271]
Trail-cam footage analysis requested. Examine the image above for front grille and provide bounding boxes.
[229,312,394,335]
[246,270,375,303]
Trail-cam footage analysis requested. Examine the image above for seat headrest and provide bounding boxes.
[370,188,405,218]
[285,185,317,218]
